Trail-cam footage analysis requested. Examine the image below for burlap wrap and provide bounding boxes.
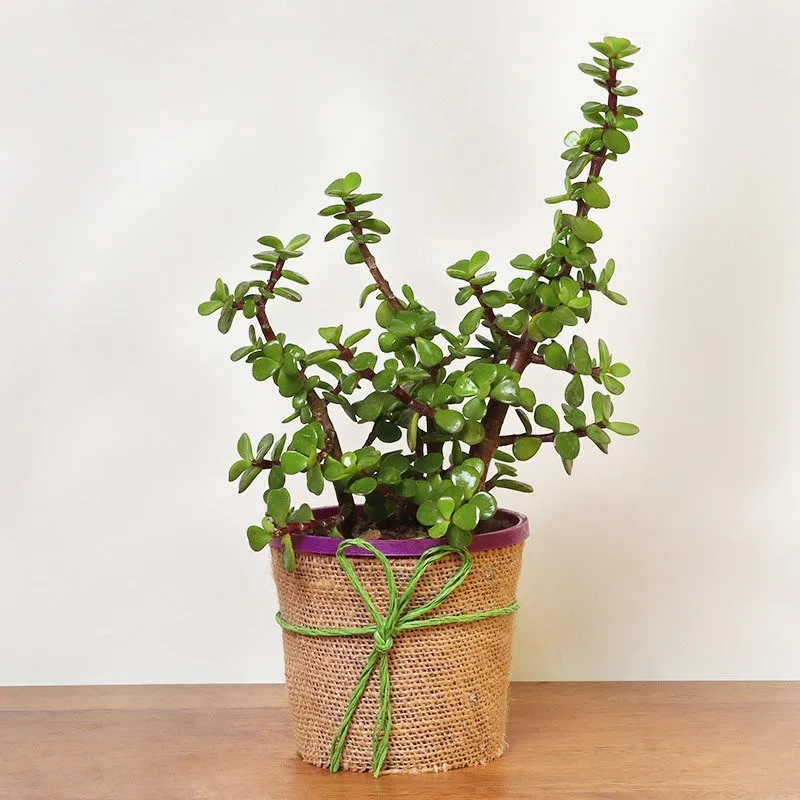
[271,540,524,774]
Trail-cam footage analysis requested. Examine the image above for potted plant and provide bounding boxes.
[198,36,642,776]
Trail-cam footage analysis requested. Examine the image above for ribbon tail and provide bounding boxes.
[329,647,381,773]
[371,650,392,777]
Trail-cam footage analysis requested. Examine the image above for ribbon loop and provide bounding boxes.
[275,537,519,777]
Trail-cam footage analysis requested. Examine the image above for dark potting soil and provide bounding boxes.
[351,514,509,541]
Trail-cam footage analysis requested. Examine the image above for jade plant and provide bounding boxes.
[199,36,642,568]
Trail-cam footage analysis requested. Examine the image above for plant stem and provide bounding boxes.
[528,351,601,377]
[344,203,403,312]
[496,421,607,445]
[337,346,436,417]
[469,60,620,488]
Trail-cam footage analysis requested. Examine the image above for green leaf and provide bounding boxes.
[603,128,631,154]
[417,500,444,526]
[217,304,235,334]
[452,502,480,531]
[463,397,486,421]
[281,450,308,475]
[306,463,324,495]
[198,300,224,316]
[415,337,443,367]
[247,525,272,552]
[602,373,625,395]
[349,476,377,495]
[229,460,250,481]
[472,491,497,520]
[480,290,508,308]
[534,404,560,432]
[609,362,631,378]
[435,409,465,435]
[493,479,534,493]
[544,342,569,370]
[605,290,628,305]
[566,153,592,179]
[361,218,390,234]
[565,374,585,406]
[437,496,456,520]
[351,192,383,206]
[238,466,260,493]
[414,451,444,475]
[267,488,290,527]
[589,40,613,57]
[460,420,485,446]
[280,267,308,287]
[273,286,302,302]
[407,411,419,451]
[280,533,296,572]
[344,328,371,348]
[344,242,364,264]
[350,351,377,371]
[582,181,610,209]
[325,224,351,241]
[611,85,638,97]
[319,204,346,217]
[358,392,385,421]
[451,463,481,497]
[447,526,472,548]
[569,216,603,244]
[490,378,520,404]
[608,421,639,436]
[237,433,253,460]
[286,233,310,251]
[591,391,612,423]
[586,423,611,447]
[343,172,362,193]
[359,283,378,308]
[268,466,285,489]
[554,431,580,460]
[513,437,542,461]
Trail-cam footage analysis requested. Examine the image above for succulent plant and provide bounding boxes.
[199,36,643,567]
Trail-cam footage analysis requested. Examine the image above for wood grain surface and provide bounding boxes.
[1,682,798,799]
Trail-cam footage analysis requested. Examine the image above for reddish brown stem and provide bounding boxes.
[276,513,343,536]
[337,346,436,418]
[344,203,403,312]
[496,422,606,446]
[575,62,617,219]
[528,352,601,378]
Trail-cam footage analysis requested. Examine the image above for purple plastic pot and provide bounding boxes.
[269,505,529,557]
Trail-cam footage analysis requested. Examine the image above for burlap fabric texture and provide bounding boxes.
[271,539,524,774]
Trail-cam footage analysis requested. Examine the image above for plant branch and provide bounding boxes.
[528,351,601,377]
[575,61,617,220]
[275,513,344,536]
[337,346,437,418]
[496,421,607,446]
[344,202,403,312]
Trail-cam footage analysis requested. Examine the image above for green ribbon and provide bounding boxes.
[276,537,519,777]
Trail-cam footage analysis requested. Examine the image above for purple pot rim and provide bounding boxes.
[268,506,529,557]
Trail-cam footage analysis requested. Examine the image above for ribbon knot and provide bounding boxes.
[372,628,394,652]
[276,537,519,777]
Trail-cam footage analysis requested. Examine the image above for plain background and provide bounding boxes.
[2,0,799,685]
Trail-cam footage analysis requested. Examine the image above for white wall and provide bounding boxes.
[2,0,799,685]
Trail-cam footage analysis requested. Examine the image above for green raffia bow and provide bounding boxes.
[275,537,519,777]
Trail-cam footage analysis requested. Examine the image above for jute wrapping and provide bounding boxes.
[271,541,524,774]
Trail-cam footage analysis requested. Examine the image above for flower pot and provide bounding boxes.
[269,507,528,774]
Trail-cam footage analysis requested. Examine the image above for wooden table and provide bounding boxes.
[1,683,798,799]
